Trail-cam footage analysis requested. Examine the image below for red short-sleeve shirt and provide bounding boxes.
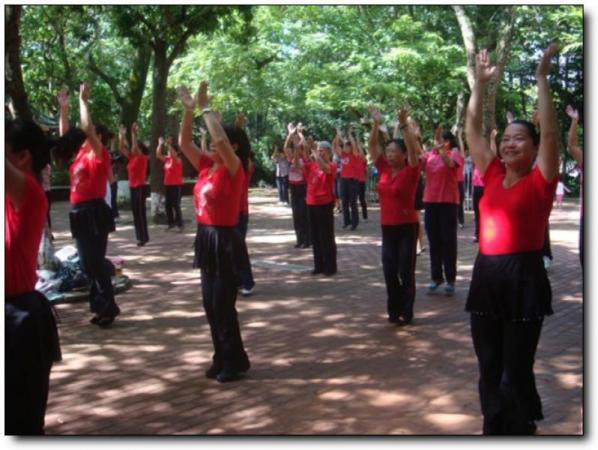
[422,148,462,204]
[479,158,557,255]
[126,154,148,188]
[340,152,362,179]
[164,156,183,186]
[289,158,306,185]
[305,162,337,206]
[6,174,48,296]
[472,166,485,187]
[193,155,244,226]
[375,156,421,226]
[69,144,110,204]
[356,158,367,182]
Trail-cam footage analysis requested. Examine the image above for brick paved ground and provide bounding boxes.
[43,189,583,435]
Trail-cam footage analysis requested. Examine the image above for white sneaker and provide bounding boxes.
[240,287,254,296]
[543,256,552,271]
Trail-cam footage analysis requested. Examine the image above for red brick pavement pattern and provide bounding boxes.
[44,189,582,435]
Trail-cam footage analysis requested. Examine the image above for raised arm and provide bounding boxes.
[566,105,583,167]
[130,122,141,156]
[282,123,296,161]
[155,136,166,162]
[349,127,364,158]
[177,85,202,169]
[311,147,331,174]
[118,125,131,159]
[398,106,421,168]
[57,89,70,137]
[457,128,466,159]
[197,81,240,177]
[5,158,26,210]
[489,128,498,155]
[367,106,382,162]
[534,43,560,181]
[79,83,103,158]
[332,128,343,156]
[465,49,498,175]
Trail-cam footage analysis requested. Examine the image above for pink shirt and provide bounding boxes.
[422,148,462,204]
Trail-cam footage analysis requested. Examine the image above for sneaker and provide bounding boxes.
[427,281,443,295]
[240,287,254,296]
[543,256,552,271]
[444,283,455,296]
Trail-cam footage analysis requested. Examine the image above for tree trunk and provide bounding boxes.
[149,39,169,217]
[453,91,466,134]
[119,43,152,131]
[5,5,33,121]
[483,6,516,136]
[453,5,476,91]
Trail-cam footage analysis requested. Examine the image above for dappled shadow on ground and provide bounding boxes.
[44,192,582,435]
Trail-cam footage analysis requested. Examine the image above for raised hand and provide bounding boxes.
[177,85,196,110]
[297,122,304,133]
[566,105,579,121]
[118,124,126,138]
[398,105,409,126]
[506,111,514,124]
[490,128,498,140]
[158,136,165,146]
[234,112,246,128]
[79,83,91,102]
[131,121,139,135]
[199,126,208,136]
[196,81,213,110]
[475,49,498,84]
[368,105,382,125]
[531,110,540,126]
[287,122,296,134]
[57,89,69,108]
[536,43,558,79]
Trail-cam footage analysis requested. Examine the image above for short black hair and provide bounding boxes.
[386,138,407,153]
[223,124,250,171]
[509,120,540,146]
[5,118,53,175]
[441,129,459,149]
[54,127,87,166]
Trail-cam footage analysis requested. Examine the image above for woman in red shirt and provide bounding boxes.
[55,85,120,327]
[333,128,363,230]
[284,123,311,249]
[368,106,421,325]
[5,118,61,435]
[178,82,250,383]
[306,140,338,276]
[119,122,149,246]
[422,126,463,296]
[465,45,560,435]
[156,135,184,231]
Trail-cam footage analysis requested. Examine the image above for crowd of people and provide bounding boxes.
[5,43,583,436]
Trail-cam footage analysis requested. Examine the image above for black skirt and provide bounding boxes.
[69,199,115,239]
[5,291,62,365]
[193,224,247,279]
[466,251,552,321]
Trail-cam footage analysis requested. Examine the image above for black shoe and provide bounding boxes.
[97,316,115,328]
[312,270,323,275]
[300,243,310,249]
[90,315,100,325]
[216,370,242,383]
[397,317,413,326]
[236,357,251,373]
[388,316,399,324]
[136,241,147,247]
[350,225,357,230]
[342,224,349,229]
[294,243,302,248]
[323,271,336,276]
[205,364,221,379]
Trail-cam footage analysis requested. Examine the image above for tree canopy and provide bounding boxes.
[10,5,583,193]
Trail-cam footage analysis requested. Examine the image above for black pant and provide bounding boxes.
[424,203,458,284]
[110,182,119,218]
[290,183,310,246]
[5,292,60,435]
[130,186,149,243]
[236,213,255,290]
[165,185,183,227]
[358,181,368,219]
[276,176,289,203]
[458,181,465,225]
[382,223,418,321]
[76,231,120,319]
[341,177,359,228]
[470,314,544,435]
[473,186,484,240]
[201,268,249,372]
[308,203,337,274]
[542,224,552,260]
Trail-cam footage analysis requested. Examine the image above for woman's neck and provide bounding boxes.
[504,164,531,187]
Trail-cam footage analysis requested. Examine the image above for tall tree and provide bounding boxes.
[112,6,251,216]
[5,5,33,120]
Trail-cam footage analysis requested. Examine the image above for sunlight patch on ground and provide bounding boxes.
[556,372,582,389]
[359,389,415,407]
[424,413,477,431]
